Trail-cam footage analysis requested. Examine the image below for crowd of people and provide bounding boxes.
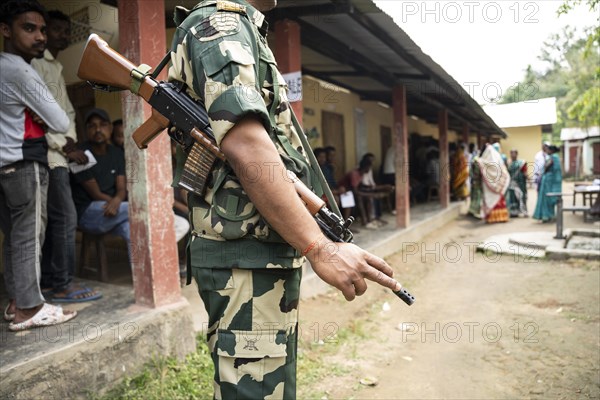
[314,147,395,229]
[468,141,563,224]
[314,139,566,230]
[0,2,188,332]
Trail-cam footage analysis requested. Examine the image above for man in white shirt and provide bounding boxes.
[533,142,550,191]
[31,10,101,303]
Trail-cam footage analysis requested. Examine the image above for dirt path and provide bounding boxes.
[298,197,600,399]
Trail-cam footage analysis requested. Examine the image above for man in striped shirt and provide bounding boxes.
[0,0,76,331]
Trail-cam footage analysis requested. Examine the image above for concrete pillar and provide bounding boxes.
[274,19,303,124]
[119,0,181,308]
[393,85,409,228]
[477,133,483,151]
[438,109,450,209]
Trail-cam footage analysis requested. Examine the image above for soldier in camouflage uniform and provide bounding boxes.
[168,1,403,398]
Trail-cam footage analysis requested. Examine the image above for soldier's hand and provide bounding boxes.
[306,240,401,301]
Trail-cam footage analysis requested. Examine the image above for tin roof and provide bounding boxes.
[102,0,506,136]
[483,97,557,128]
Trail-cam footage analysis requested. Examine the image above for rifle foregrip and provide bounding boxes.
[190,128,225,160]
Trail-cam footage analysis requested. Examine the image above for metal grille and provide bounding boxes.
[69,8,90,44]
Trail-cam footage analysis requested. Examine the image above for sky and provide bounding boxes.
[372,0,599,104]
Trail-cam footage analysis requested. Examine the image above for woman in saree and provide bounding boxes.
[479,144,510,223]
[451,143,470,200]
[533,145,563,222]
[468,151,482,218]
[506,149,528,217]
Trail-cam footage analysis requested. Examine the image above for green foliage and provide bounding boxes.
[100,336,214,400]
[558,0,600,53]
[500,1,599,141]
[98,323,370,400]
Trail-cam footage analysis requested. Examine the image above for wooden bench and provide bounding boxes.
[563,206,594,223]
[572,185,600,213]
[548,193,595,239]
[355,189,393,226]
[77,231,109,282]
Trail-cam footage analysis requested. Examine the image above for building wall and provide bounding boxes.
[360,100,394,168]
[500,126,542,167]
[302,76,360,173]
[584,137,600,176]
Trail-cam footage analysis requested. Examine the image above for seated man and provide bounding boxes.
[339,157,388,229]
[71,108,130,259]
[315,147,354,218]
[357,153,394,226]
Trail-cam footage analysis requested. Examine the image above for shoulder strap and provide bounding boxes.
[250,21,342,218]
[289,109,342,217]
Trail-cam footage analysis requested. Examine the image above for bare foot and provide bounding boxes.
[4,299,16,320]
[13,303,44,324]
[52,285,100,301]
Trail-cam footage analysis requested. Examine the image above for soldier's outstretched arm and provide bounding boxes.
[221,116,402,301]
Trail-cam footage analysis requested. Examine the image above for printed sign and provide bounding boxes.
[282,71,302,102]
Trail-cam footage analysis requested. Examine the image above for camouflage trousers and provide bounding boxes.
[193,267,302,400]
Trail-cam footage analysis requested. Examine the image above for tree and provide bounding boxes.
[558,0,600,128]
[499,24,599,141]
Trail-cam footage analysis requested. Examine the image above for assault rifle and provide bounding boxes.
[77,34,414,306]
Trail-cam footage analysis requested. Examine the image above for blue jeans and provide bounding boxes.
[0,161,47,308]
[78,201,130,259]
[41,167,77,291]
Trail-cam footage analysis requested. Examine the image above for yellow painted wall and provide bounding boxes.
[302,76,361,173]
[360,100,393,169]
[501,126,542,166]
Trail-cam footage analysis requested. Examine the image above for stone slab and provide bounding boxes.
[0,281,196,400]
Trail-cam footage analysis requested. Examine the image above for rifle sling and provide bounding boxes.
[290,109,342,218]
[253,24,342,219]
[130,64,152,94]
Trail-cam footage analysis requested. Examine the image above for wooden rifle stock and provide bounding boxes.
[77,34,157,101]
[77,34,162,148]
[287,171,325,216]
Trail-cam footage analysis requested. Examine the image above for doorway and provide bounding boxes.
[322,111,346,180]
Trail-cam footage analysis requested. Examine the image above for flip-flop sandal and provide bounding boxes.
[3,303,15,322]
[41,288,55,301]
[8,303,77,332]
[50,286,102,303]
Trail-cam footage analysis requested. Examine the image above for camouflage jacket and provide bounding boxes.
[169,0,315,269]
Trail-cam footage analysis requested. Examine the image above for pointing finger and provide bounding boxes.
[364,253,394,278]
[363,267,402,292]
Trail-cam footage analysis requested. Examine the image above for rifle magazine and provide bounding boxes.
[178,142,218,197]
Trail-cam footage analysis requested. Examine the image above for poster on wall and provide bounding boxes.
[282,71,302,102]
